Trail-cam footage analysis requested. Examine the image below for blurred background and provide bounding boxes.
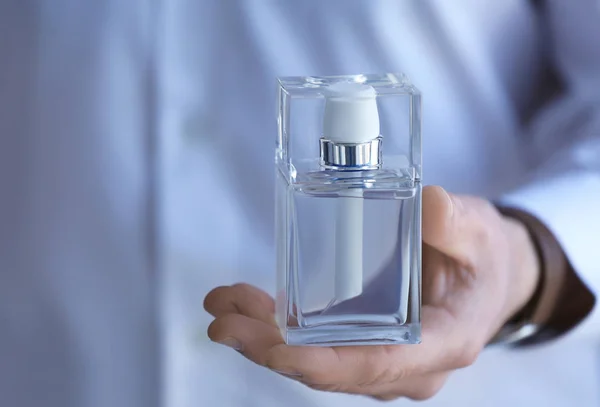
[1,1,599,406]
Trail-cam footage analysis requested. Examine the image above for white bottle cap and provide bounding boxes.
[323,82,380,144]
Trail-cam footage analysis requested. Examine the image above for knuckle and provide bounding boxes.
[454,343,480,368]
[410,379,445,401]
[469,199,503,248]
[362,367,401,387]
[473,222,495,247]
[386,365,409,383]
[365,348,409,385]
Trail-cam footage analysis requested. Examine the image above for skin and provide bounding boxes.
[204,185,540,401]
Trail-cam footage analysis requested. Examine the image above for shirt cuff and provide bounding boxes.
[500,171,600,338]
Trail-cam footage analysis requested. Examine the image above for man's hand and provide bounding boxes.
[203,185,540,401]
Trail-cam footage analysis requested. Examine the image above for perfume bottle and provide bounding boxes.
[275,73,422,346]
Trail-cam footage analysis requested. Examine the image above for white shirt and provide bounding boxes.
[1,1,599,406]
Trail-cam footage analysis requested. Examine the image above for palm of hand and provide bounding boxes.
[204,186,539,400]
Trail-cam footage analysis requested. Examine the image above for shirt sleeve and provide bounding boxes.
[500,0,600,339]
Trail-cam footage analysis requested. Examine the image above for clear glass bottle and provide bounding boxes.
[275,73,422,346]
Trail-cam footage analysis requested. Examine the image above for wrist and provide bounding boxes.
[489,205,593,347]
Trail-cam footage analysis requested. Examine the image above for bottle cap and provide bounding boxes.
[323,82,380,144]
[320,83,382,169]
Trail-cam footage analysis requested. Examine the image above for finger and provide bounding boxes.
[421,242,454,307]
[265,305,473,387]
[207,313,284,365]
[422,185,495,266]
[204,283,277,327]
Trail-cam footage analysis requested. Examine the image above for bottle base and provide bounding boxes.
[282,324,421,347]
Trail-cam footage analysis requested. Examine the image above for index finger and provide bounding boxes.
[204,283,277,327]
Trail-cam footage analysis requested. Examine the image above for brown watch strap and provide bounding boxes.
[496,206,596,346]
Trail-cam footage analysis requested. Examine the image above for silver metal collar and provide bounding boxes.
[319,137,382,170]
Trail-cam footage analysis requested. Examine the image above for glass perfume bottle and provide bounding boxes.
[275,73,422,346]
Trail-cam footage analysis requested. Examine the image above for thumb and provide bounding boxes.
[422,185,494,266]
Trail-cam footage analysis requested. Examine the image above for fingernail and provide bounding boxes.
[217,337,243,351]
[271,368,302,378]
